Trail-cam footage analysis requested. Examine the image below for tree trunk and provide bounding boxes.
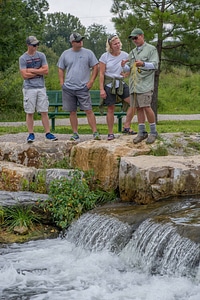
[152,70,160,123]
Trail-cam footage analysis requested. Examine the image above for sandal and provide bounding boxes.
[107,134,115,141]
[122,128,137,135]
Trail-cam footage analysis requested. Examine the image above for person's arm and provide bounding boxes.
[99,62,106,99]
[20,64,48,79]
[86,63,99,89]
[58,68,65,87]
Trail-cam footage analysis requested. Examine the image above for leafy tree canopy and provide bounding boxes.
[0,0,49,71]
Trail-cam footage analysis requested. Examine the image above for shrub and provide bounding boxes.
[40,169,116,229]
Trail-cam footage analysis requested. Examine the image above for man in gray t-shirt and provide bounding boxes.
[57,32,101,141]
[19,35,57,143]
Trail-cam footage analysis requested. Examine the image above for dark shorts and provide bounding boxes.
[62,85,92,111]
[104,83,130,106]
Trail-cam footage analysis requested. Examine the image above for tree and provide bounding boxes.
[0,0,49,71]
[84,24,109,59]
[43,12,85,55]
[111,0,200,120]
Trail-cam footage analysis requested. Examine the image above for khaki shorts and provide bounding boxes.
[130,91,153,108]
[23,88,49,113]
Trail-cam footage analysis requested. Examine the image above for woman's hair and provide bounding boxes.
[106,34,122,52]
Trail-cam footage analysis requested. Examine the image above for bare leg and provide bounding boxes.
[123,96,136,129]
[106,105,115,134]
[70,111,78,133]
[85,110,97,133]
[40,112,50,133]
[26,113,34,133]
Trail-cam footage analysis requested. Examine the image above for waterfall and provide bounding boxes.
[66,213,133,253]
[65,213,200,278]
[120,219,200,277]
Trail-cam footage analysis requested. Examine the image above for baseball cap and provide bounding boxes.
[128,28,144,38]
[69,32,84,43]
[26,36,39,45]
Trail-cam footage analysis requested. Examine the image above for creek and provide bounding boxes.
[0,196,200,300]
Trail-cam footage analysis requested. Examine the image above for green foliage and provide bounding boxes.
[44,12,85,55]
[40,169,116,229]
[158,67,200,114]
[0,0,49,71]
[149,145,169,156]
[0,206,4,225]
[3,205,41,230]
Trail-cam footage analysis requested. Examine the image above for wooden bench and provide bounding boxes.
[46,90,127,132]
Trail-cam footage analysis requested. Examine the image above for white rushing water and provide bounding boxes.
[0,213,200,300]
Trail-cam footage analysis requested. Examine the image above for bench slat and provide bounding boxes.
[45,90,126,132]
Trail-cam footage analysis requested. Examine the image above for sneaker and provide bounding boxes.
[45,132,58,141]
[146,133,158,144]
[122,128,137,135]
[93,132,101,140]
[107,134,115,141]
[133,132,148,144]
[70,133,80,141]
[27,133,35,143]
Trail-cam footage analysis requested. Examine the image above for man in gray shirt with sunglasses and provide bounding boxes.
[19,35,57,143]
[57,32,101,141]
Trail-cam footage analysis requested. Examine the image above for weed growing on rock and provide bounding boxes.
[40,169,116,229]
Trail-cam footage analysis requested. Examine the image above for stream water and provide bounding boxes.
[0,199,200,300]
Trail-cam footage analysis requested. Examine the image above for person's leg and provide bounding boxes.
[133,93,148,144]
[40,112,50,133]
[144,106,158,143]
[23,88,37,142]
[26,113,34,133]
[70,111,78,133]
[122,85,137,132]
[84,109,97,132]
[106,105,115,135]
[62,87,78,137]
[76,87,101,139]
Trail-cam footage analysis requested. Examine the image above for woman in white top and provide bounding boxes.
[99,34,136,140]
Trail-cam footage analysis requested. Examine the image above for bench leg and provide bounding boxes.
[51,118,55,131]
[117,116,123,132]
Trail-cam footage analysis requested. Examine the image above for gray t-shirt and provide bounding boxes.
[19,51,48,89]
[57,47,98,90]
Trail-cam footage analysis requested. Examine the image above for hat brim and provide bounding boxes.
[128,34,137,39]
[72,36,85,42]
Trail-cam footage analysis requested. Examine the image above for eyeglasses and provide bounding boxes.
[132,36,138,40]
[74,40,82,43]
[30,44,39,47]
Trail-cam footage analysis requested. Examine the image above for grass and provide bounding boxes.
[0,120,200,135]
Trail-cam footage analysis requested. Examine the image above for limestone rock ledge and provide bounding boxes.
[119,155,200,204]
[70,136,150,190]
[1,135,200,203]
[0,140,73,168]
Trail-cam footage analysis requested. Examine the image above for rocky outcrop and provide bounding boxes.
[70,136,150,190]
[0,140,73,168]
[119,155,200,204]
[1,134,200,203]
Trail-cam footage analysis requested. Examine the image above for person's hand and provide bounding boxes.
[135,60,144,67]
[100,89,107,99]
[120,71,130,78]
[121,59,129,67]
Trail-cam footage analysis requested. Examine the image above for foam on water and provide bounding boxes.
[0,213,199,300]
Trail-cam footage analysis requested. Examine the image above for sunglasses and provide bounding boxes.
[108,34,117,43]
[74,40,82,43]
[132,36,139,40]
[30,44,39,47]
